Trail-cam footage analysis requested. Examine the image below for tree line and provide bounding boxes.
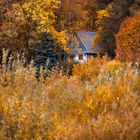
[0,0,140,65]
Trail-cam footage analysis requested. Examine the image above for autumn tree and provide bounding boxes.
[56,0,96,32]
[0,0,67,63]
[116,12,140,64]
[0,0,23,64]
[130,0,140,15]
[93,0,135,58]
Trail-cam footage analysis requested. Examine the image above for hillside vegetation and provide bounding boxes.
[0,0,140,139]
[0,55,140,139]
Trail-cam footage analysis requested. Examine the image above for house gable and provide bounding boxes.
[73,32,87,53]
[75,32,96,54]
[68,31,105,62]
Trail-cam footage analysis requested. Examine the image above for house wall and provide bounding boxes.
[83,54,88,62]
[73,54,88,63]
[73,54,79,61]
[68,32,98,63]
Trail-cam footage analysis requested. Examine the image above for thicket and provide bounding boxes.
[0,53,140,139]
[93,0,140,57]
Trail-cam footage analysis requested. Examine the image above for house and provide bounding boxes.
[68,32,104,62]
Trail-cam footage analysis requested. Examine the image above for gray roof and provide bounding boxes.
[74,32,104,54]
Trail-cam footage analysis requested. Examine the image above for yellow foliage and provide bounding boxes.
[96,4,112,26]
[0,53,140,139]
[50,27,68,50]
[22,0,67,50]
[97,9,110,19]
[0,0,67,51]
[22,0,61,32]
[73,56,108,82]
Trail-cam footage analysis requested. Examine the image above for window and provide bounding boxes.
[73,55,79,61]
[79,55,83,60]
[83,54,88,61]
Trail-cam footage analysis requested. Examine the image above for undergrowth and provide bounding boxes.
[0,52,140,140]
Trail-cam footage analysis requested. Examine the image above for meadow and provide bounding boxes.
[0,52,140,140]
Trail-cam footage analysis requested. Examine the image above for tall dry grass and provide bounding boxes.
[0,52,140,139]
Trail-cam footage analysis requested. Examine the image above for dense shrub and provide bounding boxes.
[116,12,140,64]
[72,56,108,82]
[0,55,140,139]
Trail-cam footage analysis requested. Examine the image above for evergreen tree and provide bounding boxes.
[34,33,59,80]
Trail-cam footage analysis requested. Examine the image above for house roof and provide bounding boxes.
[74,32,104,54]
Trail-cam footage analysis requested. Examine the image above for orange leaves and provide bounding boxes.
[116,12,140,64]
[72,56,108,82]
[0,53,140,139]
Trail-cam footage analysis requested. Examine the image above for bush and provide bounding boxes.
[72,56,108,82]
[0,53,140,139]
[116,12,140,64]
